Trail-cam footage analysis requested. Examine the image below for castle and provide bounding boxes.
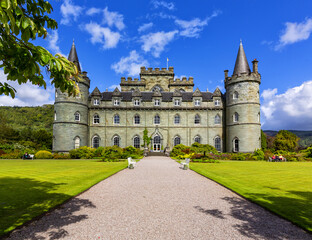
[53,41,261,153]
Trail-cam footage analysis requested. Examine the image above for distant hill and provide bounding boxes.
[0,105,54,132]
[263,130,312,148]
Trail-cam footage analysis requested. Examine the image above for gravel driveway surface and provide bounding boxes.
[7,157,311,240]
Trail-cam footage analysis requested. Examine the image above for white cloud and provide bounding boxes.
[261,81,312,130]
[0,70,54,106]
[151,0,175,10]
[86,7,101,16]
[175,11,221,38]
[83,22,121,49]
[108,84,121,90]
[60,0,83,25]
[138,22,153,33]
[47,30,66,56]
[275,17,312,50]
[103,7,125,31]
[141,30,178,58]
[111,50,149,76]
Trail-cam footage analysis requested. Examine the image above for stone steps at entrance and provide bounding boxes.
[147,151,166,156]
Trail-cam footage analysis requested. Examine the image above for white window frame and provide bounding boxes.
[54,112,56,121]
[94,98,100,105]
[114,114,120,124]
[174,114,180,124]
[114,99,120,106]
[134,99,140,106]
[194,99,201,106]
[92,136,100,148]
[174,99,181,106]
[133,136,140,148]
[214,99,220,106]
[194,114,200,125]
[93,114,100,124]
[154,99,160,106]
[74,136,80,149]
[233,138,239,152]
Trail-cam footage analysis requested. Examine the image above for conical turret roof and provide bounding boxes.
[233,41,250,76]
[68,40,81,72]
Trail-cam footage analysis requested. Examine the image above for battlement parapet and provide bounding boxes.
[169,76,194,84]
[140,66,174,75]
[225,72,261,87]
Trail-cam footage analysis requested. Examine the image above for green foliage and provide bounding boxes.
[261,130,267,150]
[52,153,70,159]
[35,150,52,159]
[94,146,105,157]
[69,146,95,159]
[191,142,218,154]
[0,149,22,159]
[253,149,265,160]
[273,130,299,152]
[170,144,190,157]
[102,146,123,160]
[231,154,245,161]
[0,0,80,98]
[142,128,151,147]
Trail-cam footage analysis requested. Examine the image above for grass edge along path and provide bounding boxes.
[190,161,312,233]
[0,159,128,237]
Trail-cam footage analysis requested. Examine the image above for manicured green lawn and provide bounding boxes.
[0,159,127,236]
[190,161,312,232]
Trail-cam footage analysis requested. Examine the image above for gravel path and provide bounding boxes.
[7,157,311,240]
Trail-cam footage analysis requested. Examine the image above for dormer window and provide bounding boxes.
[134,99,140,106]
[154,99,160,106]
[214,99,220,106]
[194,99,201,106]
[94,98,100,105]
[174,99,180,106]
[114,99,120,106]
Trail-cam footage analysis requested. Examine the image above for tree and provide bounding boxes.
[273,130,299,152]
[0,0,80,98]
[261,130,267,150]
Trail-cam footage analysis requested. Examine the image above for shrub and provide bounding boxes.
[191,142,218,154]
[253,149,265,160]
[69,146,95,159]
[102,146,123,160]
[0,150,23,159]
[231,154,245,161]
[94,147,105,157]
[170,144,189,157]
[52,153,70,159]
[35,150,52,159]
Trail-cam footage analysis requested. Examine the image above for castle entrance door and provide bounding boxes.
[153,135,161,152]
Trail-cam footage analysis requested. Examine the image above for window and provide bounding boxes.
[54,112,56,121]
[194,99,201,106]
[74,112,80,121]
[258,112,260,122]
[154,115,160,124]
[134,99,140,106]
[114,99,120,106]
[134,115,140,125]
[233,91,238,99]
[113,136,120,147]
[214,114,221,124]
[74,137,80,149]
[93,136,100,148]
[154,99,160,106]
[215,99,220,106]
[174,99,180,106]
[114,114,120,124]
[174,136,181,146]
[94,98,100,105]
[151,85,163,92]
[174,114,180,124]
[55,90,58,98]
[194,114,200,124]
[194,136,201,144]
[233,138,239,152]
[215,136,221,152]
[233,112,239,122]
[93,114,100,124]
[133,136,140,148]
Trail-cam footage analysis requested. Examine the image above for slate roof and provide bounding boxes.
[99,91,214,102]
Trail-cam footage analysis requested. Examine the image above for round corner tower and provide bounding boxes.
[53,41,90,153]
[224,42,261,153]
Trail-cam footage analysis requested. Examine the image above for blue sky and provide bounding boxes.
[1,0,312,130]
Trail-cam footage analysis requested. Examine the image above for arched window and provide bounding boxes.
[174,114,180,124]
[194,114,200,124]
[258,112,260,122]
[233,91,239,99]
[174,136,181,146]
[133,136,140,148]
[151,85,163,92]
[55,90,58,98]
[233,112,239,122]
[233,138,239,152]
[74,112,80,121]
[93,114,100,124]
[194,136,201,144]
[114,114,120,124]
[93,136,100,148]
[214,114,221,124]
[74,136,80,149]
[113,135,120,147]
[134,114,140,125]
[215,136,221,152]
[54,112,56,121]
[154,114,160,124]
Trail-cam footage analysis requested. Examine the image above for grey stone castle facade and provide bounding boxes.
[53,41,261,153]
